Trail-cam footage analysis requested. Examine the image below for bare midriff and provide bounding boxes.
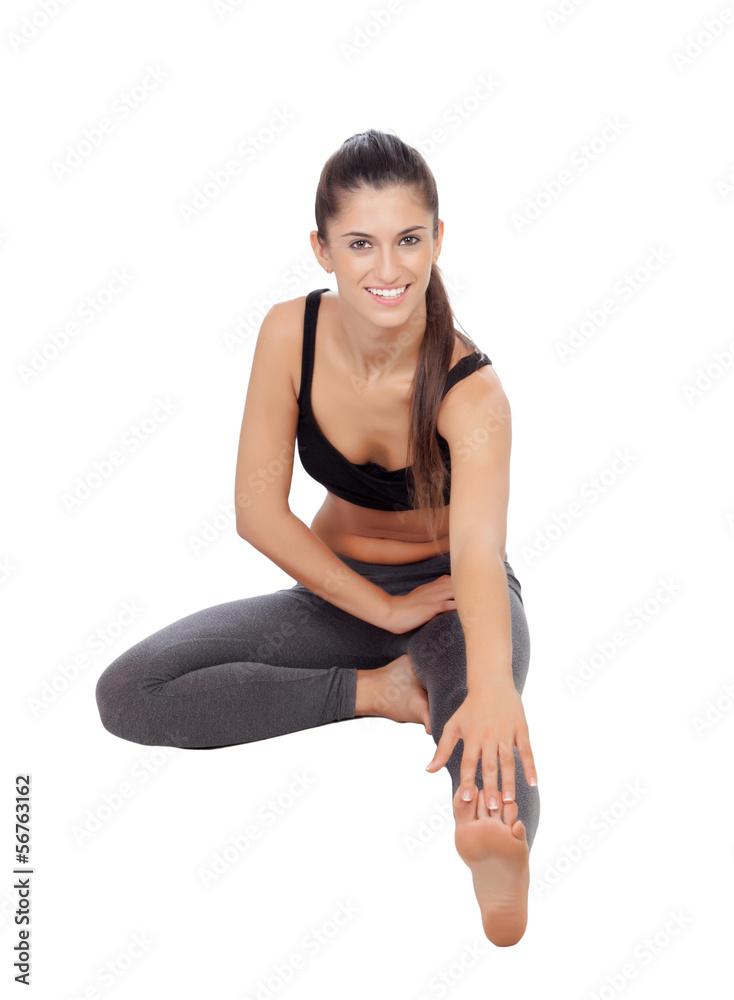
[309,493,451,565]
[288,289,504,567]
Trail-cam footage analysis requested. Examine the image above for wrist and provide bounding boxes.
[466,675,517,698]
[377,591,396,631]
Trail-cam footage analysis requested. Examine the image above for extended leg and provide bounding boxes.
[405,584,540,852]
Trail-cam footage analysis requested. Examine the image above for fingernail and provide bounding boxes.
[503,792,513,802]
[425,762,433,770]
[529,776,537,787]
[489,797,499,810]
[462,788,472,801]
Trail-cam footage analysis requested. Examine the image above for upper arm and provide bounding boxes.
[437,366,512,560]
[234,300,301,534]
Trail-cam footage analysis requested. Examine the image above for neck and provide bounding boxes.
[332,292,426,384]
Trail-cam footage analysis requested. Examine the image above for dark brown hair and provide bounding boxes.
[314,128,480,550]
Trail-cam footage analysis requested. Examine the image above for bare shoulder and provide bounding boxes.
[437,342,510,444]
[258,293,313,401]
[261,293,306,334]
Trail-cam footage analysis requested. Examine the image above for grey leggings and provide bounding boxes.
[95,549,540,850]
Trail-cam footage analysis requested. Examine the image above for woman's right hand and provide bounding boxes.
[383,574,456,634]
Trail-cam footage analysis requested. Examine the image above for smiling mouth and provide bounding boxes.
[365,284,409,298]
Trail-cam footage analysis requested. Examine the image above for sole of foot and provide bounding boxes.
[452,783,530,947]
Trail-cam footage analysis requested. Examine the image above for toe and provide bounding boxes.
[501,799,519,827]
[452,783,477,822]
[511,819,528,844]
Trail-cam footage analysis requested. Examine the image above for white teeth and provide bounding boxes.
[367,285,407,298]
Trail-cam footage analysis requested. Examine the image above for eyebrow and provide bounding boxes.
[339,225,427,239]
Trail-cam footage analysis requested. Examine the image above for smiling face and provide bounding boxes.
[311,183,443,324]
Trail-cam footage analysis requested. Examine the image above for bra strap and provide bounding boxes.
[298,288,330,407]
[442,351,492,398]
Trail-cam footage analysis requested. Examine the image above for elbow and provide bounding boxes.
[234,492,264,540]
[236,516,260,541]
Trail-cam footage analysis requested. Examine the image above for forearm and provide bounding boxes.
[451,543,514,692]
[238,510,392,628]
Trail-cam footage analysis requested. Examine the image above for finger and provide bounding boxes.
[481,751,500,813]
[498,741,517,804]
[516,731,538,788]
[425,726,457,772]
[459,743,481,801]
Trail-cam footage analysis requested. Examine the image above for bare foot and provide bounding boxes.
[452,784,529,946]
[355,654,431,733]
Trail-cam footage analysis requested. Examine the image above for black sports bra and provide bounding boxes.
[296,287,492,511]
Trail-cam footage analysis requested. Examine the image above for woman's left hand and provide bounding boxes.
[424,682,537,811]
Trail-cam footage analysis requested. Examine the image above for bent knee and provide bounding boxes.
[95,661,170,747]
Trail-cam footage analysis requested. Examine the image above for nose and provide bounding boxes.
[373,247,402,284]
[373,244,412,285]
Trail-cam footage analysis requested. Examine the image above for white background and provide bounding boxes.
[3,0,732,997]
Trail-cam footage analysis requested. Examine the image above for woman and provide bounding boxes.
[95,129,540,947]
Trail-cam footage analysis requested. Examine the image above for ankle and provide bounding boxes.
[354,669,381,718]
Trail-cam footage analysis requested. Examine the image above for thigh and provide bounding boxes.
[111,582,398,688]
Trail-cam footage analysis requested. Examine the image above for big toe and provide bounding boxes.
[511,819,528,844]
[452,783,477,823]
